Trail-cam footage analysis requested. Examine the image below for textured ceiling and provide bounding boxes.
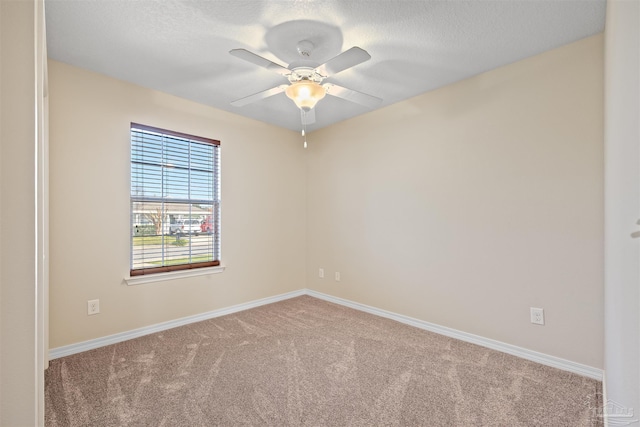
[45,0,606,133]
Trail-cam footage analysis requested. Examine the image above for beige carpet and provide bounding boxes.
[45,295,602,426]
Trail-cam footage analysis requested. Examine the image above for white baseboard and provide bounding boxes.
[305,289,603,381]
[49,288,604,381]
[48,289,305,360]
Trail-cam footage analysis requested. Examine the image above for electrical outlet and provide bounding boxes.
[319,268,324,278]
[530,307,544,325]
[335,272,341,282]
[88,299,100,315]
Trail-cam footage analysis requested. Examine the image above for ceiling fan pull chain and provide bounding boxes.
[301,110,308,149]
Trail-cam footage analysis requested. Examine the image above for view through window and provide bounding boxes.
[130,123,220,276]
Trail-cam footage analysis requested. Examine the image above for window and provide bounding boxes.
[130,123,220,276]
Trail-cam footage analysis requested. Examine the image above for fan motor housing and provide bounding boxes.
[288,67,325,84]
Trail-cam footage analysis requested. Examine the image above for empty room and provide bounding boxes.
[1,0,638,426]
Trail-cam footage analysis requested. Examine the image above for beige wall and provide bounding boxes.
[48,61,306,348]
[307,35,604,368]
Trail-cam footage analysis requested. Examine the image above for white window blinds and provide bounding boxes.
[130,123,220,276]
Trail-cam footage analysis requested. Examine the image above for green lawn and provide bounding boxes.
[132,235,186,246]
[149,255,213,266]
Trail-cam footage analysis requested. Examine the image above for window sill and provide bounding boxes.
[124,265,225,286]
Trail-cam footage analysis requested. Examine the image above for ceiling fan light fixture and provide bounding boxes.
[285,80,326,111]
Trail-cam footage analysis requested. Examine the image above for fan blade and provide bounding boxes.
[229,49,291,76]
[315,47,371,77]
[301,108,316,125]
[324,83,382,108]
[231,85,289,107]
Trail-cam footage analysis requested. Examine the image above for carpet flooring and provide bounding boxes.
[45,295,602,426]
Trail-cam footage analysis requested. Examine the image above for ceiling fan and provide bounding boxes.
[228,40,382,128]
